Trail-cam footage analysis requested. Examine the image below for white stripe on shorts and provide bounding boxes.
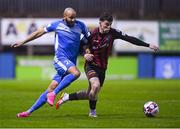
[54,56,67,71]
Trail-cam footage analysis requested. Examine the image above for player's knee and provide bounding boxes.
[48,81,58,92]
[68,66,81,78]
[92,83,100,91]
[73,71,81,78]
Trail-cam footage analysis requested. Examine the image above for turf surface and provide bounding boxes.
[0,79,180,128]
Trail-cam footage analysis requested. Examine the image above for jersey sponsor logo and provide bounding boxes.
[92,35,111,50]
[92,43,109,50]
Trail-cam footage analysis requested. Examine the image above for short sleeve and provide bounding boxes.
[44,21,59,33]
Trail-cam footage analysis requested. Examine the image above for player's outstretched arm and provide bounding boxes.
[121,34,159,52]
[11,27,46,48]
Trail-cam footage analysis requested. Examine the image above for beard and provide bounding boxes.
[99,28,110,34]
[100,24,110,33]
[65,20,75,27]
[102,28,110,33]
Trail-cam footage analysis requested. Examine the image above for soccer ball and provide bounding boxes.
[143,101,159,117]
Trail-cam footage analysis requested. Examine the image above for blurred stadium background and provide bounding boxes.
[0,0,180,128]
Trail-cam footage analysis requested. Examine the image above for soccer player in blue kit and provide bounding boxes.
[11,7,90,118]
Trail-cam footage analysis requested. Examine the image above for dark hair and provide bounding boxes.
[99,12,113,22]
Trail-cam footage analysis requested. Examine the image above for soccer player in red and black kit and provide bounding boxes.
[55,12,159,117]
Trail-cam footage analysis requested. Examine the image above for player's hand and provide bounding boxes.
[149,44,159,52]
[11,41,24,48]
[84,53,94,62]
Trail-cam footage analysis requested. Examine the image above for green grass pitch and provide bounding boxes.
[0,79,180,128]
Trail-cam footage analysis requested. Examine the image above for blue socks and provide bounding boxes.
[53,74,77,95]
[26,74,76,114]
[27,90,48,113]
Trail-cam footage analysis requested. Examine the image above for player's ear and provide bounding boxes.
[63,13,67,20]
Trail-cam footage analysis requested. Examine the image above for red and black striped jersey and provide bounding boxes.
[87,27,149,69]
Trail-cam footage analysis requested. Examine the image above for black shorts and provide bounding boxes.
[84,62,106,86]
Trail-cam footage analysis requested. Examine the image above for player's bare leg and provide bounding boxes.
[88,77,101,117]
[89,77,100,100]
[47,80,59,92]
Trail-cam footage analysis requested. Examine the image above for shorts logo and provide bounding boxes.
[87,70,96,77]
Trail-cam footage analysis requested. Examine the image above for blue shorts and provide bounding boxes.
[52,56,76,83]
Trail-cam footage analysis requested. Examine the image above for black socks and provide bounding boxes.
[89,100,97,110]
[69,92,78,100]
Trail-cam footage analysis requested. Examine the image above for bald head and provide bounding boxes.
[63,8,76,17]
[63,8,76,27]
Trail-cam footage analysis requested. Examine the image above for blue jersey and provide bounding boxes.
[44,19,90,64]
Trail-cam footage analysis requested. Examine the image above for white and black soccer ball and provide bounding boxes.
[143,101,159,117]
